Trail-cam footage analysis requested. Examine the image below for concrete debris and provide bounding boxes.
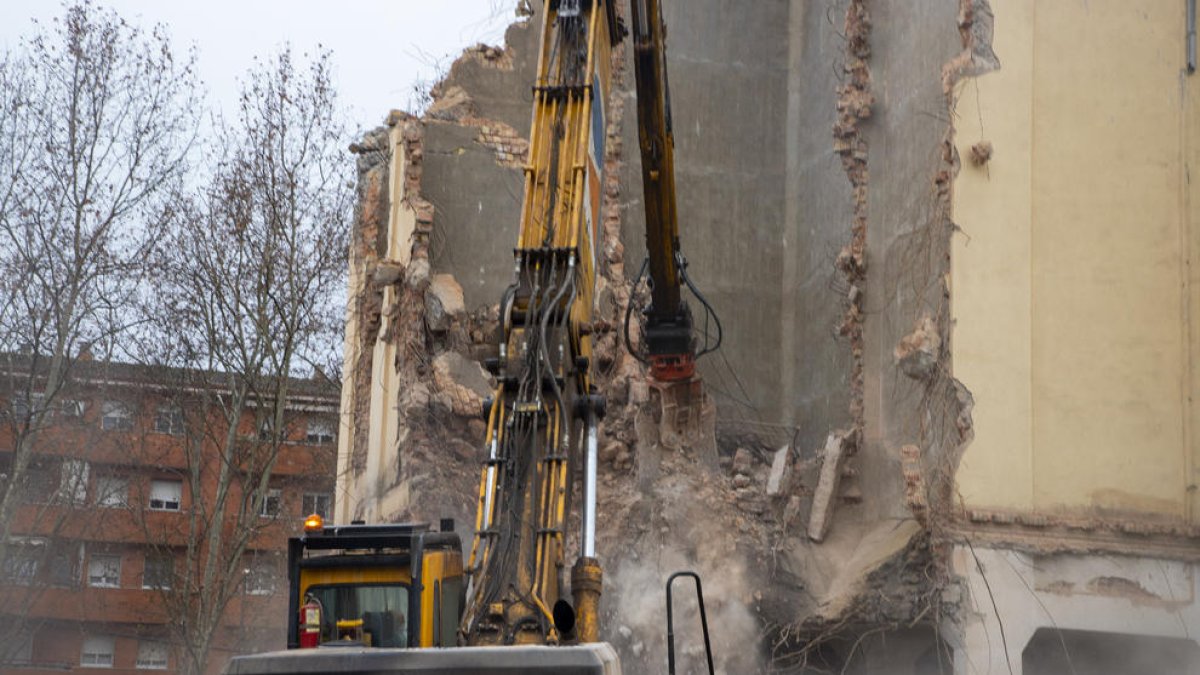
[400,381,432,417]
[613,445,634,472]
[946,0,1001,92]
[899,444,928,522]
[599,440,623,464]
[808,431,853,543]
[424,273,466,332]
[840,484,863,504]
[813,519,922,621]
[372,260,404,287]
[462,43,515,70]
[969,140,993,166]
[894,314,941,380]
[405,257,431,288]
[766,444,791,497]
[731,447,755,476]
[432,352,491,418]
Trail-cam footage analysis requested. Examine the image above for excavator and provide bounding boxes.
[225,0,716,672]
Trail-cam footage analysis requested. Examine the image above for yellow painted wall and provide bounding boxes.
[953,0,1196,519]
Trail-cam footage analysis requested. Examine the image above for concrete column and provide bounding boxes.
[950,545,1034,675]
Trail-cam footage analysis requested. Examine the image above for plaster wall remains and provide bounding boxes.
[337,0,1200,671]
[944,1,1200,672]
[952,0,1200,522]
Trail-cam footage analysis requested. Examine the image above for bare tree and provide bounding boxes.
[0,1,198,662]
[136,46,351,675]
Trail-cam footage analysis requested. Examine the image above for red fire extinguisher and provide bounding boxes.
[299,595,322,648]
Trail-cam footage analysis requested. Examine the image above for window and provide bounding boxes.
[6,630,33,666]
[80,636,115,668]
[258,419,275,442]
[142,554,173,590]
[436,576,463,647]
[100,401,133,431]
[88,554,121,588]
[59,399,85,417]
[96,475,129,508]
[148,479,182,511]
[1,539,44,584]
[302,493,332,519]
[135,641,169,670]
[259,488,282,518]
[153,406,184,435]
[11,393,43,419]
[48,543,81,587]
[306,583,409,647]
[15,464,57,504]
[244,554,277,595]
[305,419,336,445]
[56,459,89,505]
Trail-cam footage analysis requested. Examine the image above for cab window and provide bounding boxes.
[437,576,463,647]
[306,583,409,647]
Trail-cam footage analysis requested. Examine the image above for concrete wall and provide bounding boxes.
[617,0,857,452]
[952,0,1200,521]
[423,20,540,309]
[859,0,962,521]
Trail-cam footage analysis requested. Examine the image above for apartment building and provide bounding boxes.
[0,359,338,675]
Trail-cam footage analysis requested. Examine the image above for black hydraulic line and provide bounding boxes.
[666,570,715,675]
[679,256,722,357]
[622,258,651,365]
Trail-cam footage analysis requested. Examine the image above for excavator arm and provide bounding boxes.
[624,0,720,453]
[630,0,695,382]
[461,0,621,648]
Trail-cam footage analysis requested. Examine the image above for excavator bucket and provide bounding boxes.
[225,644,621,675]
[650,376,716,455]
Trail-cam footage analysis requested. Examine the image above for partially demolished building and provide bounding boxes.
[335,1,1200,672]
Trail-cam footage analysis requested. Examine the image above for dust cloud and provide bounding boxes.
[603,550,764,674]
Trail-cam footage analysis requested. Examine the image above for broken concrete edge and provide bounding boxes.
[962,506,1200,540]
[765,442,791,497]
[807,430,856,542]
[343,125,394,482]
[915,0,999,529]
[864,0,999,540]
[783,0,997,654]
[894,314,942,380]
[827,1,872,542]
[945,519,1200,563]
[423,18,534,168]
[780,520,937,667]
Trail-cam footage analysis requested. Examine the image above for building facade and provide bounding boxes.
[0,360,338,675]
[339,1,1200,672]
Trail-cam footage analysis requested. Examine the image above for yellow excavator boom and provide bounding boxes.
[461,0,622,648]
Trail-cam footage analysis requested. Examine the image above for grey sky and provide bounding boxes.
[0,0,520,128]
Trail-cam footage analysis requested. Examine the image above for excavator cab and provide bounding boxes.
[285,518,464,650]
